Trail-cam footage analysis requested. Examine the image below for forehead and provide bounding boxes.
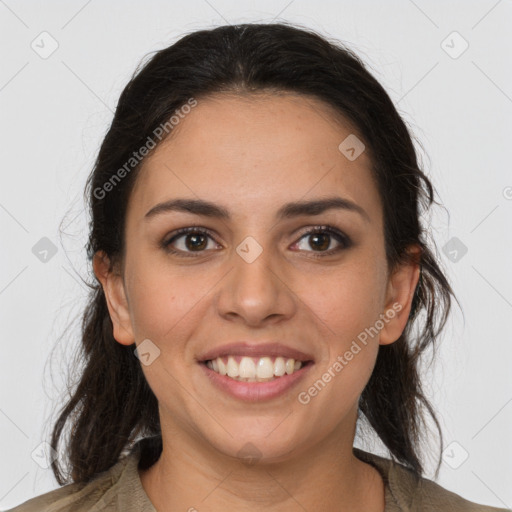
[127,92,381,225]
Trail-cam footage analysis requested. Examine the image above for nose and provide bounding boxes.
[214,240,297,327]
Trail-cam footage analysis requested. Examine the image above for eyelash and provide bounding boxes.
[161,225,352,259]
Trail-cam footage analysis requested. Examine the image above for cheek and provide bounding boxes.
[296,257,385,414]
[124,257,221,365]
[124,260,189,346]
[298,285,382,432]
[305,262,386,341]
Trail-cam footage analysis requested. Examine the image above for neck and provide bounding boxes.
[139,417,385,511]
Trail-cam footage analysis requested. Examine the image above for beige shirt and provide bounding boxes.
[6,441,510,511]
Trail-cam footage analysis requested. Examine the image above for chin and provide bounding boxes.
[203,426,308,466]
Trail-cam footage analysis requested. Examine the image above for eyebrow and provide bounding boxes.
[144,196,370,223]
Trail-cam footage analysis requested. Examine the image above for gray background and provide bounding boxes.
[1,0,511,509]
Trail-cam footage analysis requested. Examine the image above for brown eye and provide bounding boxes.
[182,232,208,251]
[162,227,219,256]
[306,232,331,251]
[292,226,352,257]
[161,225,352,258]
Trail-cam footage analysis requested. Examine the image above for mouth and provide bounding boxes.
[197,341,315,401]
[199,358,314,402]
[200,355,314,382]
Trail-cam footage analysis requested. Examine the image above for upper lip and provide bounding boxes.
[198,342,314,362]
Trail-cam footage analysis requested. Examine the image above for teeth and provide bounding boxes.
[227,356,239,378]
[274,357,286,376]
[256,357,274,379]
[239,356,256,379]
[206,355,304,381]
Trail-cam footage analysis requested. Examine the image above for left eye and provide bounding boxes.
[162,226,351,257]
[292,227,351,255]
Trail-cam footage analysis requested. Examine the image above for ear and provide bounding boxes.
[92,250,135,346]
[379,245,421,346]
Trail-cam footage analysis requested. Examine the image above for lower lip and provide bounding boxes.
[199,361,314,402]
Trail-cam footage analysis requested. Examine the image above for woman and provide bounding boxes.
[7,22,509,512]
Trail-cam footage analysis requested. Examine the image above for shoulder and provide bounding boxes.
[4,480,96,512]
[4,476,112,512]
[411,474,510,511]
[4,450,142,512]
[353,447,511,512]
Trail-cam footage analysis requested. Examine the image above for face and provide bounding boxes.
[94,92,419,463]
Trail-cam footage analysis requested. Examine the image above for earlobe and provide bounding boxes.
[92,250,135,346]
[379,246,421,346]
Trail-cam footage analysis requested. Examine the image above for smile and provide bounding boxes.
[205,355,305,382]
[199,357,314,402]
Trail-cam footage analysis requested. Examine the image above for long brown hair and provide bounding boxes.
[50,21,456,485]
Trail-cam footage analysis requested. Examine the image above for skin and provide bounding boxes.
[93,92,420,512]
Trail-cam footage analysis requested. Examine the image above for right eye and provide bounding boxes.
[161,227,221,257]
